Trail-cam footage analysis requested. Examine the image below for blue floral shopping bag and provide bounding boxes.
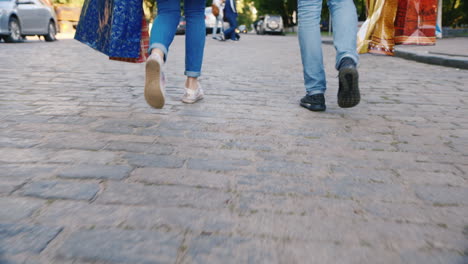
[74,0,144,59]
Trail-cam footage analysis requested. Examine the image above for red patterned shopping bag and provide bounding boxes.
[394,0,437,45]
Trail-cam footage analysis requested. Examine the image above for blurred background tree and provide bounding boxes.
[51,0,84,6]
[443,0,468,27]
[71,0,467,29]
[250,0,366,28]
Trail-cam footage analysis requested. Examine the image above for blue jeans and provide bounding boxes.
[149,0,205,77]
[298,0,359,95]
[223,14,238,40]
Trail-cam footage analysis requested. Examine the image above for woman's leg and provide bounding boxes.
[149,0,180,59]
[184,0,206,88]
[145,0,180,109]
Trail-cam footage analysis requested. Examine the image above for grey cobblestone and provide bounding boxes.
[123,153,185,168]
[0,34,467,263]
[0,224,63,254]
[18,180,100,201]
[186,158,251,172]
[104,141,174,155]
[414,185,468,206]
[58,164,133,180]
[97,182,231,208]
[56,229,182,264]
[0,198,44,222]
[130,167,234,189]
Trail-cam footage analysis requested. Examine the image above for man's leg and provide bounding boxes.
[298,0,326,111]
[328,0,360,108]
[223,14,238,40]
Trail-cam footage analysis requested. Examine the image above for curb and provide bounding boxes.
[393,50,468,70]
[322,40,468,70]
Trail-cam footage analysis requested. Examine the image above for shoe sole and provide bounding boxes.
[144,58,165,109]
[338,68,360,108]
[300,102,326,112]
[182,95,204,104]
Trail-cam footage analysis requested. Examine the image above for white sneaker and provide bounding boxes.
[144,53,166,109]
[181,83,204,104]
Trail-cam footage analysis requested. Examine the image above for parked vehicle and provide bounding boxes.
[255,15,284,35]
[238,24,247,34]
[0,0,58,43]
[176,16,186,35]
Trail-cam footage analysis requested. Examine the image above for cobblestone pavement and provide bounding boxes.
[1,34,467,264]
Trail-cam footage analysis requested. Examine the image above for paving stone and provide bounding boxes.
[0,148,51,163]
[182,235,403,264]
[399,250,468,264]
[130,167,233,189]
[39,133,108,150]
[18,180,100,201]
[97,182,231,208]
[186,159,251,172]
[235,213,467,252]
[123,153,185,168]
[0,137,41,148]
[56,229,182,264]
[0,224,62,254]
[0,198,45,222]
[105,141,174,155]
[93,120,157,134]
[58,165,133,180]
[256,160,327,177]
[235,174,319,195]
[0,164,57,178]
[0,180,25,195]
[396,170,467,187]
[36,201,235,233]
[414,185,468,206]
[46,149,118,164]
[1,35,467,263]
[361,201,468,229]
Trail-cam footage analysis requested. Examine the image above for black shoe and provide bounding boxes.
[337,57,360,108]
[300,94,326,112]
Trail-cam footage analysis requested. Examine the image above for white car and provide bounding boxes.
[255,15,284,35]
[0,0,58,43]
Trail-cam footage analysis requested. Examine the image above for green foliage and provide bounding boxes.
[238,3,255,29]
[443,0,468,27]
[252,0,293,26]
[250,0,364,27]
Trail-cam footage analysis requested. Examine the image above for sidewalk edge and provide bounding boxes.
[322,40,468,70]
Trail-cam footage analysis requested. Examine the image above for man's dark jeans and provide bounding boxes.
[223,14,238,40]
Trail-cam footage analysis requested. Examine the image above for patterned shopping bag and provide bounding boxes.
[394,0,437,45]
[74,0,146,61]
[110,17,149,63]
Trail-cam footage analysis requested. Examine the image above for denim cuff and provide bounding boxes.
[148,43,168,61]
[307,89,326,96]
[336,55,359,70]
[185,70,201,78]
